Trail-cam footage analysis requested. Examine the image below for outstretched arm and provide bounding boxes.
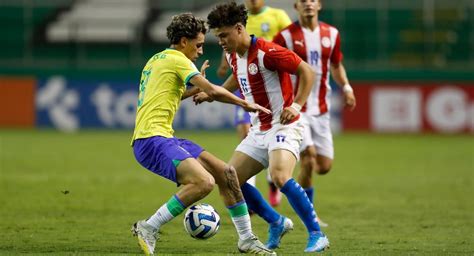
[189,74,269,114]
[182,60,210,100]
[193,74,239,103]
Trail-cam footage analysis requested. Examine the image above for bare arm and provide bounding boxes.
[189,74,270,114]
[182,60,210,100]
[280,61,315,124]
[331,62,356,111]
[193,74,239,103]
[293,61,315,107]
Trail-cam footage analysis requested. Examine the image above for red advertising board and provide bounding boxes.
[343,83,474,133]
[0,77,36,128]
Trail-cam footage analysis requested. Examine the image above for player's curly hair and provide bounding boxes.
[207,1,248,29]
[166,13,207,44]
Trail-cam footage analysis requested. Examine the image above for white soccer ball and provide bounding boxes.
[184,203,220,239]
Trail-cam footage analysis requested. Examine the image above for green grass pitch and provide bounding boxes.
[0,130,473,255]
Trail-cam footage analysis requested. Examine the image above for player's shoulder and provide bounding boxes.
[319,21,340,33]
[266,6,288,16]
[257,38,288,53]
[280,21,299,33]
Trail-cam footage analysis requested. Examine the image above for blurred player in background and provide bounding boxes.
[216,0,292,207]
[199,2,330,252]
[273,0,356,227]
[130,13,275,255]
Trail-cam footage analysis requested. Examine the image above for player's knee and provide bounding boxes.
[197,175,215,195]
[222,165,239,184]
[271,174,290,188]
[317,163,332,175]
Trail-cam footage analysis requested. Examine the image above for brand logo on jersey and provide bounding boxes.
[248,63,259,75]
[321,37,331,48]
[261,23,270,32]
[269,48,277,52]
[294,40,305,47]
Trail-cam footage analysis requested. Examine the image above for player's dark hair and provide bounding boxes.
[166,13,207,44]
[207,1,248,29]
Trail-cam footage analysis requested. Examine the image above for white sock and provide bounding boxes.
[232,214,254,240]
[146,204,174,230]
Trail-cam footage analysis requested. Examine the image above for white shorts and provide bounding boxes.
[300,112,334,159]
[235,120,304,168]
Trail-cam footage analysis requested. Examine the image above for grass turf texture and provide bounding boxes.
[0,130,473,255]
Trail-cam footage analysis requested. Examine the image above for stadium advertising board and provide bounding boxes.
[343,83,474,133]
[0,77,35,128]
[35,76,236,131]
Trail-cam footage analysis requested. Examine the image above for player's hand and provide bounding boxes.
[343,91,356,111]
[242,102,271,114]
[200,60,210,78]
[280,107,299,125]
[193,92,213,105]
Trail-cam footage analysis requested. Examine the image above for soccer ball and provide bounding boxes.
[184,203,220,239]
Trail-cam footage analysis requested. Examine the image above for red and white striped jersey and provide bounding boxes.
[226,36,302,131]
[273,21,343,115]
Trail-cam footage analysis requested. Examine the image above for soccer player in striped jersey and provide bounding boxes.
[217,0,293,208]
[273,0,356,227]
[197,2,330,252]
[130,13,275,255]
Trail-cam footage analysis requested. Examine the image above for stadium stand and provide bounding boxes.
[47,0,148,43]
[0,0,472,77]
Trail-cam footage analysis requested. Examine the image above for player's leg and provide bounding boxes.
[229,133,294,249]
[269,149,329,252]
[229,150,280,224]
[297,113,317,199]
[131,136,215,255]
[268,122,329,252]
[305,113,335,229]
[312,113,334,175]
[298,145,318,197]
[194,144,275,255]
[196,151,255,240]
[235,105,257,187]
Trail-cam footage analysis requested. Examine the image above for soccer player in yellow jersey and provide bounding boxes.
[216,0,292,207]
[130,13,275,255]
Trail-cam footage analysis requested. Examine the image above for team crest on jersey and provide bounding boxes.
[321,37,331,48]
[248,63,259,75]
[261,23,270,32]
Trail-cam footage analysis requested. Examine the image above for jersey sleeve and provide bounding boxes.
[175,57,200,84]
[331,32,344,64]
[263,43,302,74]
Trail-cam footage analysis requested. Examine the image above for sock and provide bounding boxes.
[280,178,320,233]
[241,182,280,224]
[227,201,254,240]
[304,187,314,205]
[146,194,185,230]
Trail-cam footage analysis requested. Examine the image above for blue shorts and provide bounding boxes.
[234,90,251,126]
[133,136,204,184]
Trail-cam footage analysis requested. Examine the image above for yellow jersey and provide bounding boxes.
[247,6,292,41]
[131,48,200,143]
